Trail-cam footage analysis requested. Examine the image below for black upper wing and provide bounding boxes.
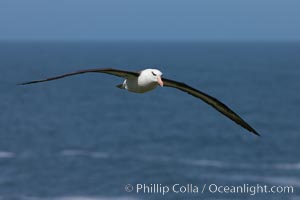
[162,77,260,136]
[18,68,140,85]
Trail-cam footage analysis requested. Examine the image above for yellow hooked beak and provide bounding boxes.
[157,76,164,87]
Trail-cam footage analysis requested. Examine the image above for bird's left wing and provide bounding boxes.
[18,68,140,85]
[162,77,260,136]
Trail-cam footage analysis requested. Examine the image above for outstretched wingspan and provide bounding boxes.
[18,68,140,85]
[162,77,260,136]
[19,67,259,135]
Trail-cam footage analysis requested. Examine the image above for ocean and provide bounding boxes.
[0,41,299,200]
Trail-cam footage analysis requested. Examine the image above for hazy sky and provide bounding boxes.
[0,0,299,41]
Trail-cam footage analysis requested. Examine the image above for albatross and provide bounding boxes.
[19,68,260,136]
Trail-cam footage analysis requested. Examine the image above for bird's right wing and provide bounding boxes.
[18,68,140,85]
[162,77,260,136]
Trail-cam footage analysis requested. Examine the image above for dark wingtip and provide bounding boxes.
[17,82,32,85]
[17,80,43,85]
[252,131,260,137]
[249,128,260,137]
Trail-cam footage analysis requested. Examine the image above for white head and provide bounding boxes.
[142,69,164,87]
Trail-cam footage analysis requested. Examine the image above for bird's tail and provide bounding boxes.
[116,83,125,89]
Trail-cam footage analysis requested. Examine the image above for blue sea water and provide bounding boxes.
[0,41,299,200]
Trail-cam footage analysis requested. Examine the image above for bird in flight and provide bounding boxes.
[19,68,260,136]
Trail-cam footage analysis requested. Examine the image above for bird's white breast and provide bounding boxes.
[123,76,158,93]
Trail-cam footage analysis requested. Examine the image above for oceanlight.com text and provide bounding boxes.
[207,183,294,195]
[124,183,294,196]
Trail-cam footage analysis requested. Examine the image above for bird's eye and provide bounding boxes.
[151,71,157,76]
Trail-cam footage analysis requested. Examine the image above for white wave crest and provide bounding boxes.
[274,163,300,170]
[182,159,228,168]
[0,151,15,158]
[61,149,109,159]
